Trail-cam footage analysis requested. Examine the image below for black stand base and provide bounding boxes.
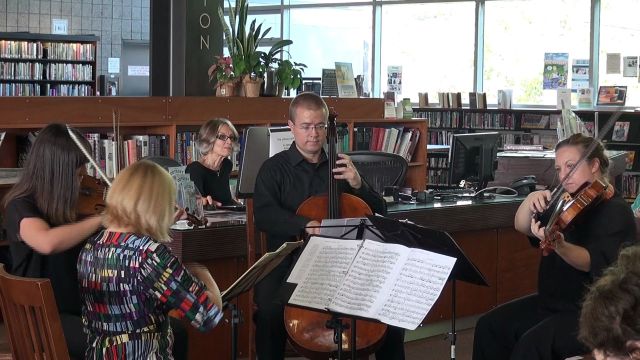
[229,303,241,360]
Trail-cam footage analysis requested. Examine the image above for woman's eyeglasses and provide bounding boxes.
[215,133,238,143]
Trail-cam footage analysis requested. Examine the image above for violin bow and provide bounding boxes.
[66,124,112,187]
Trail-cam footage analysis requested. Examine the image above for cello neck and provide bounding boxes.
[327,110,339,219]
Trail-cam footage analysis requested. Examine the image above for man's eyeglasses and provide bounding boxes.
[296,123,327,132]
[215,133,238,143]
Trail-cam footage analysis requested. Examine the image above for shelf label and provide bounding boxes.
[52,19,68,35]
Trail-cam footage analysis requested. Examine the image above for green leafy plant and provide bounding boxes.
[260,40,293,72]
[276,59,307,92]
[218,0,270,78]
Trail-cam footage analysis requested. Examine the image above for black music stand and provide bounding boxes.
[221,241,303,360]
[367,215,488,360]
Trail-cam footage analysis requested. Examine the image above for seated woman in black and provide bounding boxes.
[473,133,637,360]
[186,118,240,207]
[2,123,103,358]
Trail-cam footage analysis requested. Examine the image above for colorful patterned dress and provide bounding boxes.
[78,231,223,359]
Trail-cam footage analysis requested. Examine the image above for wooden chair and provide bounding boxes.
[0,264,70,360]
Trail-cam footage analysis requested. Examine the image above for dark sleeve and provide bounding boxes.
[253,160,309,237]
[139,241,223,332]
[4,196,43,243]
[585,201,637,279]
[347,178,387,216]
[217,159,234,205]
[186,163,207,197]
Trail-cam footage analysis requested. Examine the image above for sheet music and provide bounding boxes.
[287,237,360,310]
[329,240,407,318]
[376,249,456,329]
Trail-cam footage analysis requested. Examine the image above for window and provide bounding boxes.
[484,0,590,106]
[599,0,640,106]
[287,6,372,81]
[380,2,475,103]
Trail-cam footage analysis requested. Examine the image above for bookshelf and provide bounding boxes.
[0,97,428,191]
[0,32,99,96]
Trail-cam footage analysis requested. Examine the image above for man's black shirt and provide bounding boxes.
[254,143,386,251]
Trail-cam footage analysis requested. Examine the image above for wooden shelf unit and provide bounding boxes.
[0,96,427,191]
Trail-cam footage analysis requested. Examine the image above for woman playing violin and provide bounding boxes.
[1,123,103,358]
[473,133,637,360]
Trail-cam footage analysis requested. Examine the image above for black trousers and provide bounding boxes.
[472,294,587,360]
[254,257,405,360]
[60,313,188,360]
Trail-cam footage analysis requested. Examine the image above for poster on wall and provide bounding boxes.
[387,65,403,94]
[571,59,589,90]
[335,62,357,98]
[623,56,638,77]
[543,53,569,90]
[606,53,621,74]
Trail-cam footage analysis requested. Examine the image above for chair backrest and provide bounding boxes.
[346,151,408,195]
[142,156,183,172]
[0,264,70,360]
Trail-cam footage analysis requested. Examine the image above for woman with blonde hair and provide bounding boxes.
[186,118,241,207]
[78,160,223,359]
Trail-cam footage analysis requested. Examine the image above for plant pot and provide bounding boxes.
[242,75,263,98]
[263,69,278,97]
[216,81,237,97]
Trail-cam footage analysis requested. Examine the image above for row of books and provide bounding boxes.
[353,126,421,162]
[433,92,489,109]
[0,82,40,96]
[500,132,558,149]
[83,133,170,179]
[428,155,449,169]
[427,169,449,187]
[0,40,95,61]
[520,113,560,130]
[414,111,461,129]
[45,84,93,96]
[461,112,516,130]
[0,62,93,81]
[621,174,639,199]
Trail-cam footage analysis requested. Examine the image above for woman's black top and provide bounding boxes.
[3,195,83,315]
[185,158,234,206]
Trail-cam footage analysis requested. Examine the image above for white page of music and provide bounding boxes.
[287,237,361,311]
[377,248,456,330]
[329,240,408,320]
[329,240,456,330]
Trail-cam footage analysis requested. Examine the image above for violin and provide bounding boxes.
[537,179,614,255]
[283,110,387,359]
[77,174,108,217]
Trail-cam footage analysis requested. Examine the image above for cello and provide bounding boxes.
[283,110,388,359]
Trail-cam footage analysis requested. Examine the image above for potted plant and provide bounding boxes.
[208,55,238,97]
[275,59,307,96]
[261,40,293,96]
[218,0,270,97]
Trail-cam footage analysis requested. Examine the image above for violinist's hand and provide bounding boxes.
[528,190,552,214]
[305,220,321,235]
[199,195,222,208]
[173,207,188,222]
[333,154,362,190]
[530,217,546,242]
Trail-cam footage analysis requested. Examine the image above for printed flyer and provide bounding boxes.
[543,53,569,90]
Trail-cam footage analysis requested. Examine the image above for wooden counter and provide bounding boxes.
[164,198,540,359]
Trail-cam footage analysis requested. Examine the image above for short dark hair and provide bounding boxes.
[289,92,329,123]
[2,123,90,225]
[579,245,640,357]
[555,133,609,178]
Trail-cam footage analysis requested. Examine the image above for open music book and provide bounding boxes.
[221,240,303,303]
[287,236,456,330]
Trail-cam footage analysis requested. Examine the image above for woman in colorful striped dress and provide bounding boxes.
[78,160,223,359]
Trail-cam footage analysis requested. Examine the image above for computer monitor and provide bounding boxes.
[448,132,500,190]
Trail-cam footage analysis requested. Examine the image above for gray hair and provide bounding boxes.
[196,118,239,156]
